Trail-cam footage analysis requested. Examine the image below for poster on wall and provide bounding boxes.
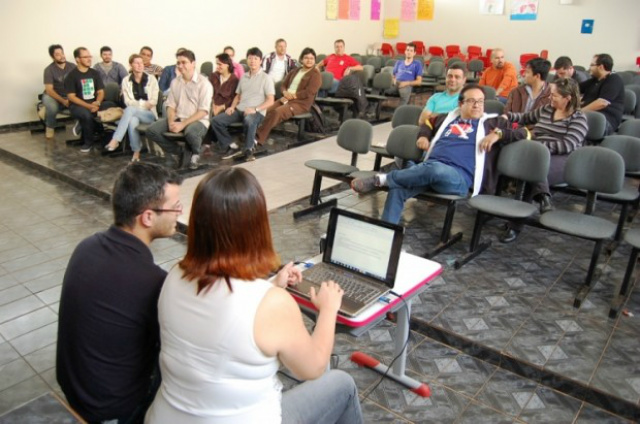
[371,0,381,20]
[401,0,416,21]
[581,19,594,34]
[326,0,338,19]
[417,0,434,20]
[479,0,504,15]
[510,0,538,21]
[338,0,350,19]
[384,18,400,39]
[350,0,361,19]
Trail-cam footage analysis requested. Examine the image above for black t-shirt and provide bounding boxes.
[64,67,105,103]
[56,226,167,422]
[580,73,625,130]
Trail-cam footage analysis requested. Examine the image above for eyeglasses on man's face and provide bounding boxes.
[463,99,484,106]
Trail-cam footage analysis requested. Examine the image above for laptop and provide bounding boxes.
[287,208,404,317]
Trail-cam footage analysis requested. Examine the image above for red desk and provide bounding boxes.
[289,252,442,397]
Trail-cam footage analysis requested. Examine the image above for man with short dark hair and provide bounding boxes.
[57,162,183,424]
[505,57,552,114]
[140,46,163,78]
[263,38,297,83]
[158,47,187,94]
[316,39,363,93]
[351,85,528,224]
[65,47,106,153]
[479,48,518,103]
[147,49,213,169]
[386,42,423,105]
[42,44,76,139]
[580,53,625,134]
[93,46,128,86]
[211,47,275,161]
[553,56,588,83]
[419,63,466,125]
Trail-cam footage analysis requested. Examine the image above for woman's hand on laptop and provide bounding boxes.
[310,281,343,314]
[273,262,303,288]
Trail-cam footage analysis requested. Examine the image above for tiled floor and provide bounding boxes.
[0,115,638,422]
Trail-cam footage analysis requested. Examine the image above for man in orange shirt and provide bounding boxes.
[479,48,518,104]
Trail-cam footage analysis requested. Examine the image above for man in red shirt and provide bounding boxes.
[317,39,363,93]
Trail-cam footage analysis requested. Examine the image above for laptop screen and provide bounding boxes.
[324,208,404,285]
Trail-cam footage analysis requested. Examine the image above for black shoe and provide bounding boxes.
[538,194,553,214]
[499,228,520,244]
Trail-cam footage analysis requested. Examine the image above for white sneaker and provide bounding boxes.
[45,127,55,139]
[189,154,200,169]
[229,142,239,150]
[72,120,82,137]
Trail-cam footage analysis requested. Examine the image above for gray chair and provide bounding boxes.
[421,61,445,92]
[366,72,393,121]
[200,61,213,77]
[622,88,637,122]
[625,84,640,119]
[617,118,640,138]
[539,147,625,307]
[370,105,423,171]
[385,59,397,67]
[617,71,637,86]
[482,86,497,100]
[316,54,327,63]
[361,64,375,88]
[381,66,394,74]
[467,59,484,82]
[610,229,640,318]
[293,119,373,218]
[351,54,363,65]
[103,82,121,104]
[484,99,504,115]
[454,140,551,268]
[366,56,383,72]
[584,110,607,144]
[316,71,353,124]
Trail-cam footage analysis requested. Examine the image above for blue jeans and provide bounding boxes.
[146,118,208,160]
[329,78,340,94]
[282,370,363,424]
[42,93,68,128]
[211,109,264,151]
[112,107,155,152]
[69,102,115,147]
[382,159,470,224]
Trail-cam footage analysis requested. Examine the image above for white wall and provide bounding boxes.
[1,0,638,126]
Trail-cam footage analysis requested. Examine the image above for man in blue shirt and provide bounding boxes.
[418,62,466,125]
[386,42,423,105]
[352,84,528,224]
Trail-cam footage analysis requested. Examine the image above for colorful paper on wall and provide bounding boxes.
[338,0,350,19]
[401,0,416,21]
[350,0,360,19]
[510,0,538,21]
[371,0,381,20]
[326,0,338,19]
[479,0,504,15]
[383,18,400,39]
[417,0,434,20]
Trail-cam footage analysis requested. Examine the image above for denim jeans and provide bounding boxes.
[146,118,207,160]
[69,102,115,147]
[382,159,470,224]
[42,93,68,128]
[112,107,156,152]
[210,109,264,151]
[385,85,413,105]
[282,370,363,424]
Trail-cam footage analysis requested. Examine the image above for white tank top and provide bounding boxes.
[145,267,282,424]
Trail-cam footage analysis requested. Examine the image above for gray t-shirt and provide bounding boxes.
[43,62,77,97]
[236,70,275,114]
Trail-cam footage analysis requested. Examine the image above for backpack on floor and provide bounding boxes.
[335,74,368,117]
[305,103,326,134]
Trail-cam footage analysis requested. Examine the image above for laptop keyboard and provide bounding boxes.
[304,266,383,304]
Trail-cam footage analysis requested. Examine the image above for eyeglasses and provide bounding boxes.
[151,203,183,214]
[462,99,484,106]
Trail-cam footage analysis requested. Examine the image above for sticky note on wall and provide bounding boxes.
[581,19,594,34]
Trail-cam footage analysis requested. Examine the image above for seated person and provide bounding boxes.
[223,45,245,80]
[316,39,363,93]
[158,47,187,95]
[580,53,625,135]
[418,63,466,125]
[93,46,128,86]
[140,46,163,78]
[147,49,213,170]
[144,167,363,424]
[208,52,239,117]
[263,38,297,83]
[105,54,160,162]
[505,57,552,114]
[42,44,76,139]
[553,56,588,83]
[479,48,518,103]
[483,78,588,243]
[256,47,322,145]
[385,42,423,106]
[65,47,112,153]
[211,47,275,162]
[351,85,527,225]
